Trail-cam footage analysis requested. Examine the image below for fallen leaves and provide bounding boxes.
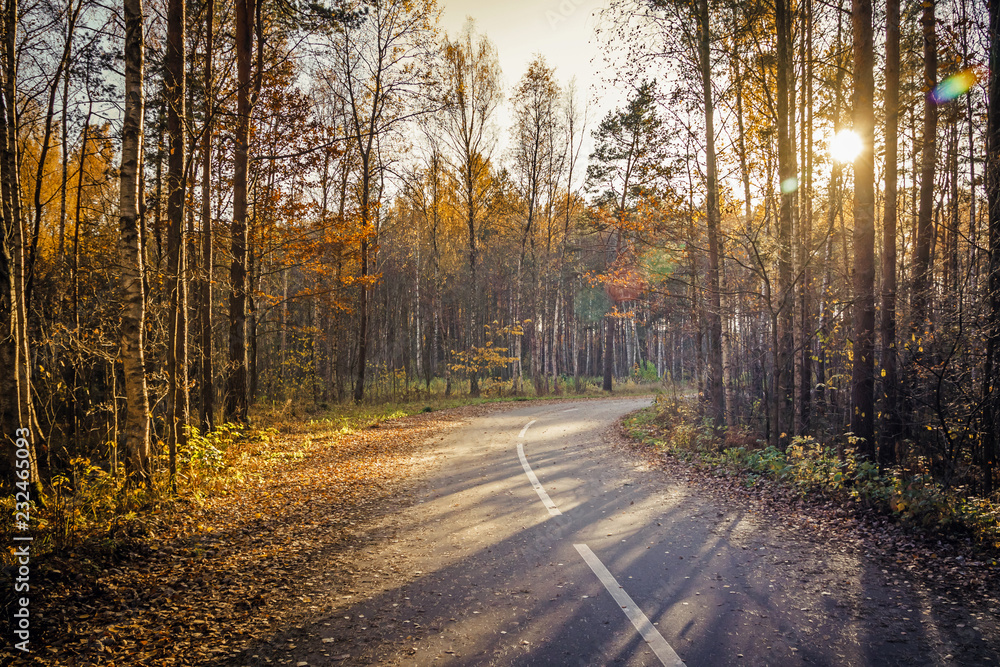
[6,405,499,666]
[614,416,1000,644]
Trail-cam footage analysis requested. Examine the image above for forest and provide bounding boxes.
[1,0,999,539]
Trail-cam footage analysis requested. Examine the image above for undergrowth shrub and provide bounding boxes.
[625,402,1000,551]
[0,422,282,567]
[633,361,659,383]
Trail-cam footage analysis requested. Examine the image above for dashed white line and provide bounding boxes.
[574,543,686,667]
[518,419,537,438]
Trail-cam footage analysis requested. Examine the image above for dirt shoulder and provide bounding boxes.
[3,403,509,666]
[609,421,1000,665]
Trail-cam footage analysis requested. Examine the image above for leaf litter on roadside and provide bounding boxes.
[8,405,501,667]
[610,417,1000,660]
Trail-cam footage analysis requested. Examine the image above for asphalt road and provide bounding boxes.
[239,398,999,666]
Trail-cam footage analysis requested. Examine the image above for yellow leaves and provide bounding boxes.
[483,321,524,337]
[450,343,516,374]
[451,321,524,374]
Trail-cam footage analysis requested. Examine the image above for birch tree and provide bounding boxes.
[439,20,502,397]
[165,0,187,484]
[118,0,151,483]
[321,0,438,402]
[511,56,563,392]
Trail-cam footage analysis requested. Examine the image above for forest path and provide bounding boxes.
[235,398,998,667]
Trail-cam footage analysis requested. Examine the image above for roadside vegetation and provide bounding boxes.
[5,0,1000,592]
[624,394,1000,554]
[0,379,657,568]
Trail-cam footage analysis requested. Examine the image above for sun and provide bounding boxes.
[830,129,863,163]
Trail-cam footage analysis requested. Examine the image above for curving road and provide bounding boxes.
[241,398,998,666]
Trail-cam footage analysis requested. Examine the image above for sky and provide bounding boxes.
[437,0,621,185]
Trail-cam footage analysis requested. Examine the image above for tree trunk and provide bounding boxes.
[912,0,937,338]
[983,0,1000,493]
[697,0,726,429]
[227,0,254,424]
[248,207,259,402]
[467,194,480,397]
[963,0,978,283]
[879,0,900,466]
[118,0,152,484]
[603,313,614,391]
[352,146,372,402]
[200,0,215,433]
[851,0,877,456]
[414,226,422,383]
[552,286,561,392]
[165,0,187,486]
[0,0,35,490]
[70,107,92,451]
[604,223,618,393]
[58,61,69,264]
[775,0,795,447]
[798,0,814,435]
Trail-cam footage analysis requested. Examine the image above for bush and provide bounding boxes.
[624,401,1000,550]
[633,361,659,383]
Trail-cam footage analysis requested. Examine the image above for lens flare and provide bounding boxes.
[931,68,979,104]
[830,129,863,163]
[780,177,798,194]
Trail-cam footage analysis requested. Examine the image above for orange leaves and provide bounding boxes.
[30,407,474,667]
[585,261,648,305]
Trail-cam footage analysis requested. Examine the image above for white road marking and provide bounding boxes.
[517,442,561,516]
[574,544,686,667]
[516,422,561,516]
[562,407,579,412]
